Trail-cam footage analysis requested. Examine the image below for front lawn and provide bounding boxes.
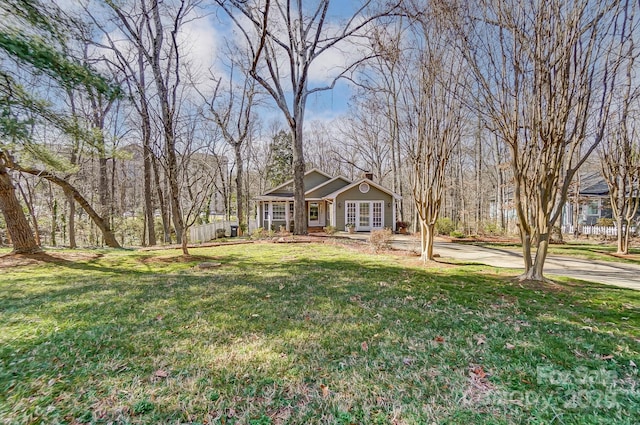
[1,243,638,424]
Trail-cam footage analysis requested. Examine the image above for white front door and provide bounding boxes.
[345,201,384,231]
[308,202,325,227]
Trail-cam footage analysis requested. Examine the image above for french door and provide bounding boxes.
[345,201,383,231]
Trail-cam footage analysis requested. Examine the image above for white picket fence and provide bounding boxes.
[189,219,258,243]
[562,224,636,236]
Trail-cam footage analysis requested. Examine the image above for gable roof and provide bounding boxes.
[305,175,352,198]
[263,168,332,195]
[323,178,402,201]
[578,173,609,196]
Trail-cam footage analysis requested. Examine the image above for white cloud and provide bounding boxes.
[178,13,221,80]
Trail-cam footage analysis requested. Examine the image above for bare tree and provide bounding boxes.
[105,0,202,244]
[178,144,223,255]
[216,0,398,234]
[600,0,640,254]
[402,2,468,263]
[201,58,259,230]
[89,7,160,246]
[453,0,626,281]
[357,19,408,220]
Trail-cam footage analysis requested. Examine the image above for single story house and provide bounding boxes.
[561,173,613,228]
[256,169,401,232]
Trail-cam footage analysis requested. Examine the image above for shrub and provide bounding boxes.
[449,230,465,238]
[481,222,502,236]
[597,217,615,227]
[251,227,272,240]
[369,228,393,253]
[435,217,455,235]
[323,225,338,235]
[278,225,291,237]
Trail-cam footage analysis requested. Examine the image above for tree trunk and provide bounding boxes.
[520,233,550,281]
[420,220,436,264]
[67,192,76,249]
[181,225,189,255]
[152,154,171,243]
[235,144,245,229]
[292,116,307,235]
[165,125,183,243]
[16,177,41,246]
[143,140,156,246]
[475,123,482,233]
[99,155,110,220]
[519,224,533,273]
[622,221,630,255]
[617,216,627,254]
[0,160,41,254]
[51,198,57,247]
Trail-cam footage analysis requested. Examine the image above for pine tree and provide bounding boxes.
[266,130,293,188]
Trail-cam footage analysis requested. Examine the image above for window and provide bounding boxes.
[309,202,319,221]
[359,182,370,193]
[586,201,599,216]
[272,202,285,220]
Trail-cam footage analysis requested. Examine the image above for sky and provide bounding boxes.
[189,0,369,125]
[53,0,372,132]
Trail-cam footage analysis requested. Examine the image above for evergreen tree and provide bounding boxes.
[266,130,293,188]
[0,0,119,253]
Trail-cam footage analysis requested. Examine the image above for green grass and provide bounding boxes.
[1,243,639,424]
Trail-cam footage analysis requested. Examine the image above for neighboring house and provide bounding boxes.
[561,173,613,229]
[256,169,401,232]
[488,173,615,233]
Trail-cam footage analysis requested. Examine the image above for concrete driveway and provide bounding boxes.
[341,233,640,291]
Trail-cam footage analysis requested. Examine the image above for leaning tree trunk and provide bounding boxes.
[9,164,121,248]
[0,160,41,254]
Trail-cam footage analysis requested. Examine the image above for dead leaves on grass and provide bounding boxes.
[463,364,495,406]
[153,369,169,379]
[320,383,330,398]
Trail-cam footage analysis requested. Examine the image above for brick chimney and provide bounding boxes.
[363,171,373,181]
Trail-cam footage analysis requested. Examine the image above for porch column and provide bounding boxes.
[392,199,396,231]
[285,201,290,232]
[257,203,261,227]
[268,201,272,231]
